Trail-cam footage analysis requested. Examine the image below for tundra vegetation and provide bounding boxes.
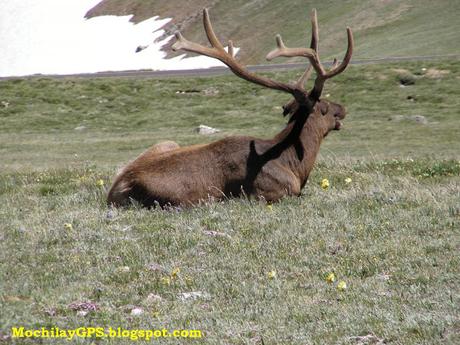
[0,59,459,344]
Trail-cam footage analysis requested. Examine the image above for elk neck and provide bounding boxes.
[272,104,325,185]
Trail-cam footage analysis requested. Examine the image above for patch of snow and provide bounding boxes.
[0,0,236,77]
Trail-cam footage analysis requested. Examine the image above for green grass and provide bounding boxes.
[87,0,460,64]
[0,60,459,344]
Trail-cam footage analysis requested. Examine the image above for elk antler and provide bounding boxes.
[266,9,354,100]
[172,9,307,101]
[293,8,319,90]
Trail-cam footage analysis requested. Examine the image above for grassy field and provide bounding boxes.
[0,59,459,344]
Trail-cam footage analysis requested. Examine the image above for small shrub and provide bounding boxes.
[397,72,417,85]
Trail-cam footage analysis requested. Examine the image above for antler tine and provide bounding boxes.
[228,40,235,57]
[172,9,298,97]
[295,64,313,89]
[266,35,326,79]
[172,31,217,59]
[203,8,225,51]
[310,9,319,52]
[267,9,353,100]
[309,27,353,100]
[331,58,339,69]
[324,27,353,78]
[295,9,319,90]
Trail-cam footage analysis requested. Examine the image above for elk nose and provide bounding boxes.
[335,106,346,119]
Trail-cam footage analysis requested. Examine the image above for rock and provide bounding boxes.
[130,307,144,316]
[135,45,148,53]
[117,266,130,273]
[177,291,210,301]
[203,230,232,239]
[68,301,98,312]
[175,89,200,94]
[388,115,427,124]
[106,209,117,220]
[74,125,86,131]
[348,333,385,344]
[145,293,162,304]
[43,307,57,316]
[195,125,220,135]
[203,87,219,96]
[410,115,428,124]
[388,115,404,122]
[146,263,166,273]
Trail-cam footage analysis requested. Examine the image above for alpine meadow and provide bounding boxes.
[1,2,460,344]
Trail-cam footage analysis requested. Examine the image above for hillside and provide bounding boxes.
[86,0,460,64]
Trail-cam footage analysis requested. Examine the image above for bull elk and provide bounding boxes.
[108,8,354,207]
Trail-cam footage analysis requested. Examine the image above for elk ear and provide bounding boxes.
[319,101,329,115]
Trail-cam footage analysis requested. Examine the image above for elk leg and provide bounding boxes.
[253,164,301,202]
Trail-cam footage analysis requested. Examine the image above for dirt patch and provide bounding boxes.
[424,68,450,79]
[392,68,410,74]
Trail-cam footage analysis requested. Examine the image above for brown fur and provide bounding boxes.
[143,140,180,156]
[108,100,346,207]
[107,8,353,208]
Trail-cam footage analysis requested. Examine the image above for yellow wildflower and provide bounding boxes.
[337,280,347,291]
[326,272,335,284]
[185,275,193,286]
[320,178,330,189]
[267,270,277,279]
[96,179,105,187]
[171,267,180,278]
[344,177,352,184]
[64,223,73,230]
[161,277,171,286]
[266,204,273,211]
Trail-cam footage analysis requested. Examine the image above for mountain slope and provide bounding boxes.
[86,0,460,64]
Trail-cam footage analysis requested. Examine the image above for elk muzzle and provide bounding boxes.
[333,104,346,130]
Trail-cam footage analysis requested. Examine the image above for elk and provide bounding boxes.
[108,8,353,208]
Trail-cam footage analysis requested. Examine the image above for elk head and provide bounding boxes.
[173,8,353,137]
[107,8,353,208]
